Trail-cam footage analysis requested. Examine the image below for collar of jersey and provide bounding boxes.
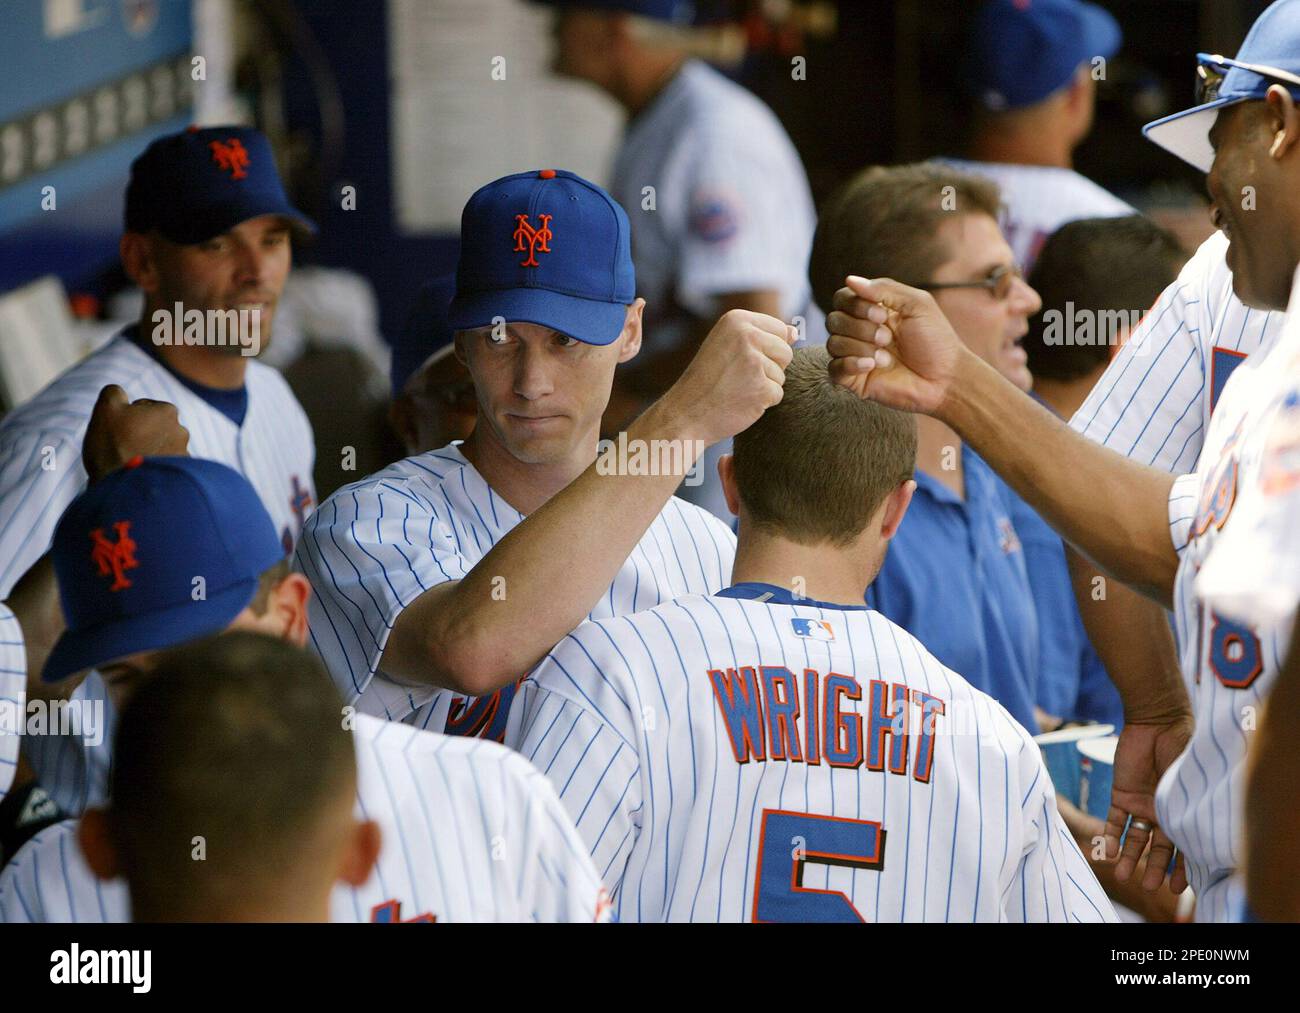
[123,324,249,426]
[715,581,868,611]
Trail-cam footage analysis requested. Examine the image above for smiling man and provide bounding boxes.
[0,125,318,820]
[297,168,795,735]
[809,162,1044,733]
[821,0,1300,922]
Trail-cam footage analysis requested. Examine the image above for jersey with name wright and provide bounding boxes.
[504,592,1116,923]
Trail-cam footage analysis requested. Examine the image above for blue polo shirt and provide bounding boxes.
[865,444,1039,731]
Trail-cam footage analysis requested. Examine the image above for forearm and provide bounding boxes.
[1245,613,1300,920]
[1067,548,1190,722]
[388,399,706,695]
[944,352,1179,598]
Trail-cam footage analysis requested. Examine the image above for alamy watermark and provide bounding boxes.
[151,302,263,356]
[595,432,708,486]
[0,697,106,746]
[1040,303,1152,354]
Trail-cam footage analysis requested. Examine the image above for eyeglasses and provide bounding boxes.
[1195,52,1300,105]
[918,263,1023,301]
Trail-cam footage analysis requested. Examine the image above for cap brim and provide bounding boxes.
[41,577,259,683]
[1142,97,1242,173]
[159,197,318,245]
[448,287,628,346]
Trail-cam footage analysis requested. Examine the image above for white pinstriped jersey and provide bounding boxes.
[296,442,736,734]
[0,331,316,816]
[504,590,1117,923]
[0,604,24,802]
[0,713,609,923]
[1161,276,1300,922]
[936,159,1134,273]
[1070,231,1280,473]
[1196,342,1300,629]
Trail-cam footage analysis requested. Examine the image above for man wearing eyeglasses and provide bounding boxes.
[809,162,1044,734]
[823,0,1300,921]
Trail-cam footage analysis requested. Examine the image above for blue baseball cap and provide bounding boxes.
[392,274,457,396]
[1144,1,1300,173]
[529,0,699,22]
[43,457,287,683]
[448,169,636,347]
[124,125,317,244]
[964,0,1122,111]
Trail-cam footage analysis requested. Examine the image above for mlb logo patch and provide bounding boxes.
[996,516,1022,555]
[791,618,834,641]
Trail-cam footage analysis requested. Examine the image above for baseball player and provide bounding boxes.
[0,386,189,857]
[1191,278,1300,921]
[77,632,378,922]
[822,1,1300,920]
[505,347,1116,922]
[1019,216,1187,730]
[298,169,794,736]
[0,125,318,818]
[941,0,1134,273]
[541,0,820,519]
[0,457,608,923]
[387,273,475,457]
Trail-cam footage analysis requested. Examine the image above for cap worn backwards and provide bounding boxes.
[964,0,1122,111]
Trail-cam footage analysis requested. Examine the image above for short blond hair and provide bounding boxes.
[732,347,916,546]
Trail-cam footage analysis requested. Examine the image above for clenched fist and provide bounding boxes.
[83,385,190,483]
[825,276,967,416]
[660,309,798,447]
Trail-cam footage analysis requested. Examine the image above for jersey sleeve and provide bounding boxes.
[0,820,119,923]
[0,603,26,803]
[1069,239,1217,473]
[1197,392,1300,625]
[1004,726,1118,923]
[505,627,644,901]
[1167,472,1202,555]
[674,127,812,317]
[0,428,89,598]
[511,758,614,923]
[294,483,470,703]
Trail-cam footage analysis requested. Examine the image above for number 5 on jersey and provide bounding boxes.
[752,810,885,923]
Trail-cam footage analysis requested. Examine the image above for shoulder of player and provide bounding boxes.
[657,495,737,543]
[243,358,311,420]
[0,816,80,891]
[0,336,157,440]
[305,446,471,523]
[937,159,1130,206]
[672,62,799,158]
[859,610,1023,718]
[352,714,553,799]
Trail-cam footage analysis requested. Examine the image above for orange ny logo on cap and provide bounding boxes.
[513,213,553,267]
[90,521,139,591]
[209,138,250,180]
